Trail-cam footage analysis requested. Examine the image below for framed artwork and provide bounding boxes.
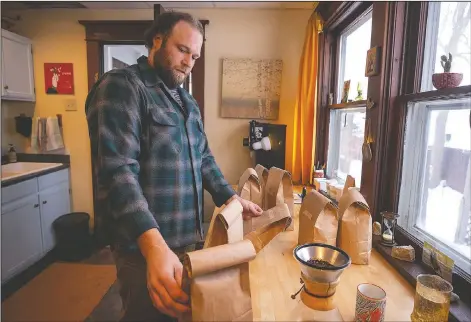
[44,63,74,94]
[365,46,381,77]
[112,57,129,69]
[341,80,351,103]
[221,58,283,120]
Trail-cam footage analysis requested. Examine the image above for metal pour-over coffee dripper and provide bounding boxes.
[291,243,351,311]
[294,243,351,283]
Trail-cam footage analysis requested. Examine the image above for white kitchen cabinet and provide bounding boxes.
[1,29,35,101]
[39,181,71,254]
[1,168,71,283]
[1,194,43,282]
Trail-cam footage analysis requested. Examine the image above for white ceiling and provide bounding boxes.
[79,1,316,10]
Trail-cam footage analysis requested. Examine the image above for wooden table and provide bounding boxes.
[247,203,416,321]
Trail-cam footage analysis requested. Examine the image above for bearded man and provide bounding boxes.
[85,11,262,322]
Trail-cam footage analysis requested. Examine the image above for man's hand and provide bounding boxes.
[226,195,263,221]
[145,247,190,318]
[138,229,190,318]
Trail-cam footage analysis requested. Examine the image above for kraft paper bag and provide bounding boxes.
[237,168,263,208]
[342,175,356,195]
[254,164,269,209]
[338,188,372,265]
[180,239,257,322]
[297,190,339,247]
[203,199,243,249]
[243,203,292,251]
[265,166,295,231]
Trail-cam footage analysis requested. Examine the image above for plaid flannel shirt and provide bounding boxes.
[86,56,235,251]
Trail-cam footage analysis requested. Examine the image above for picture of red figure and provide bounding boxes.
[44,63,74,94]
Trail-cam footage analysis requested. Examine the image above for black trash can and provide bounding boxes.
[53,212,92,262]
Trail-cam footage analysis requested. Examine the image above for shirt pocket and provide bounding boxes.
[149,107,182,155]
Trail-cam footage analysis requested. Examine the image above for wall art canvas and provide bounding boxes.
[44,63,74,94]
[221,58,282,120]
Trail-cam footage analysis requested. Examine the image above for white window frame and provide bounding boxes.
[421,2,471,91]
[420,2,441,92]
[327,106,366,185]
[398,97,471,274]
[337,9,373,103]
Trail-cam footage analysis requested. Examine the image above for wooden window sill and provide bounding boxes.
[397,84,471,104]
[328,100,367,109]
[373,236,471,322]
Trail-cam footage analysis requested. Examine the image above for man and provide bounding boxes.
[85,11,263,322]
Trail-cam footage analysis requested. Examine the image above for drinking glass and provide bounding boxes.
[410,274,453,322]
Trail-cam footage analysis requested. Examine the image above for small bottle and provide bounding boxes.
[301,186,307,200]
[8,144,17,163]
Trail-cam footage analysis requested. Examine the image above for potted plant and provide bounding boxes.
[432,53,463,89]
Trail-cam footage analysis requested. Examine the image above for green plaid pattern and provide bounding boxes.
[86,56,235,250]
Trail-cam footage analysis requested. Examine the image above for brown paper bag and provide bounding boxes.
[237,168,263,208]
[265,166,295,230]
[243,203,292,251]
[181,239,257,322]
[203,199,243,249]
[338,188,372,265]
[254,164,269,209]
[342,175,356,195]
[181,199,291,321]
[297,190,339,247]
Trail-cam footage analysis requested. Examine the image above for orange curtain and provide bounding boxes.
[291,8,323,184]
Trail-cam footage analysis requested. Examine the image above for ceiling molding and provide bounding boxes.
[12,1,85,9]
[2,1,315,11]
[79,1,314,10]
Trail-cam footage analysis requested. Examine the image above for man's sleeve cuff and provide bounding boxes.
[213,185,237,207]
[117,210,160,242]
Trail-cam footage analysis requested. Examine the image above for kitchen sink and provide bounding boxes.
[1,162,63,182]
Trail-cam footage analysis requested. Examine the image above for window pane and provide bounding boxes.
[103,45,147,73]
[420,107,470,255]
[337,11,372,103]
[327,107,366,186]
[399,98,471,272]
[422,2,471,91]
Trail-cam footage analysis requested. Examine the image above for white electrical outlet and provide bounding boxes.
[64,99,77,111]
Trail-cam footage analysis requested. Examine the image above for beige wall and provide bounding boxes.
[2,8,310,224]
[1,101,35,154]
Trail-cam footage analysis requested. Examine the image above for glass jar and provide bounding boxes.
[410,274,453,322]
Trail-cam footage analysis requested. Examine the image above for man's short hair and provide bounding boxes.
[144,11,204,49]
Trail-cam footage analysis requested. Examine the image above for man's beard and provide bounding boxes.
[152,49,187,89]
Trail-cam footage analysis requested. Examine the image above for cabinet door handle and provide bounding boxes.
[34,204,39,208]
[42,200,47,204]
[4,85,8,90]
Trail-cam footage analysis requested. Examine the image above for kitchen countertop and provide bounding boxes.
[1,162,70,188]
[1,152,70,165]
[214,199,416,321]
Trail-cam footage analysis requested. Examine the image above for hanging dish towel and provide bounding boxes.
[45,117,64,151]
[38,118,48,152]
[30,117,40,152]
